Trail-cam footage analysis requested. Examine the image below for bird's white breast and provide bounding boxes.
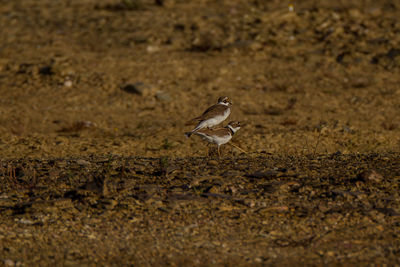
[212,135,232,146]
[205,108,230,127]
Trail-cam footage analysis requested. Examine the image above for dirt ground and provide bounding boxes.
[0,0,400,265]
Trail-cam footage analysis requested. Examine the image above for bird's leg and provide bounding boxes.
[204,143,210,157]
[217,145,221,158]
[229,142,248,154]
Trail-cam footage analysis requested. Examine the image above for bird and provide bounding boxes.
[185,121,242,157]
[185,96,232,134]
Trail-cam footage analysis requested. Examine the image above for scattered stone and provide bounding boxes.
[38,65,53,75]
[4,259,14,267]
[190,32,223,52]
[100,199,118,210]
[146,45,160,53]
[57,121,95,133]
[218,203,237,211]
[121,82,150,95]
[18,218,35,225]
[350,76,371,88]
[244,199,255,208]
[208,185,220,194]
[227,186,237,194]
[53,198,74,209]
[358,170,384,182]
[207,160,218,166]
[155,91,172,102]
[64,80,73,87]
[249,42,263,51]
[101,0,143,11]
[155,0,164,6]
[76,159,90,166]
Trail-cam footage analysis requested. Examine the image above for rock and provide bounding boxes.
[121,82,151,95]
[207,160,218,166]
[244,199,255,208]
[155,91,172,102]
[102,199,118,210]
[146,45,160,53]
[208,186,220,194]
[190,31,222,52]
[76,159,90,166]
[155,0,164,6]
[249,42,263,51]
[64,80,73,87]
[350,77,371,88]
[38,65,53,75]
[219,203,237,211]
[358,170,384,182]
[254,257,263,263]
[4,259,14,267]
[18,218,35,225]
[368,7,382,17]
[57,121,95,133]
[53,198,74,209]
[348,9,362,18]
[227,186,237,194]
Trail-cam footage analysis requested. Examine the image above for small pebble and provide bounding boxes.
[207,160,218,166]
[155,91,172,102]
[4,259,14,267]
[147,45,160,53]
[358,170,383,182]
[64,80,73,87]
[121,82,153,96]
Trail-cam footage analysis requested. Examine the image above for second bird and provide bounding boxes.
[186,121,242,157]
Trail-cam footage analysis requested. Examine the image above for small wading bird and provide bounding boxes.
[185,121,243,157]
[185,96,232,133]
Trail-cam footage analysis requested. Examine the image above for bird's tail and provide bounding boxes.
[185,117,199,126]
[184,132,193,138]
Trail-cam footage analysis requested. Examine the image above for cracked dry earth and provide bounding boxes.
[0,153,400,266]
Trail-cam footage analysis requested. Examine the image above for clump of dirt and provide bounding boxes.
[0,153,399,265]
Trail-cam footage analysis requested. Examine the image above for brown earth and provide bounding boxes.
[0,0,400,265]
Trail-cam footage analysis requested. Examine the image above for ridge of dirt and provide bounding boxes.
[1,153,400,265]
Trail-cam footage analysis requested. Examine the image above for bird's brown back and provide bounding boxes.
[185,104,229,125]
[195,127,231,138]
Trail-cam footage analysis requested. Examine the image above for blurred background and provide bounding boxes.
[0,0,399,158]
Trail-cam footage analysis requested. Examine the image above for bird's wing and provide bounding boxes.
[185,104,229,125]
[194,127,229,138]
[199,104,229,120]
